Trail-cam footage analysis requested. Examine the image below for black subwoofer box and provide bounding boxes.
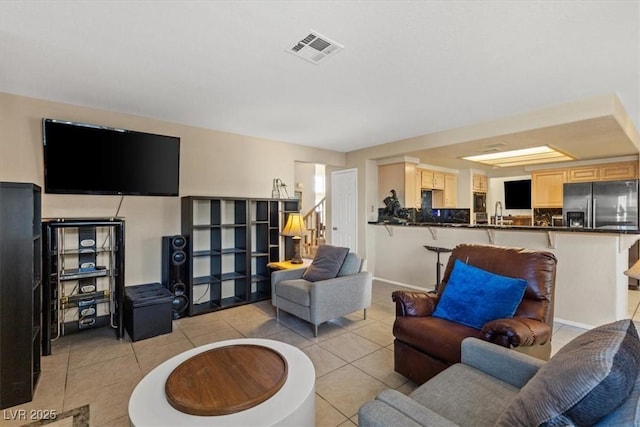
[124,282,173,342]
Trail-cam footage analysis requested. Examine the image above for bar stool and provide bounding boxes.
[424,245,453,291]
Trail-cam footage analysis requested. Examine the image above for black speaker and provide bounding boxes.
[162,235,189,319]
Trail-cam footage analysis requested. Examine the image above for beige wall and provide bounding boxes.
[0,93,345,285]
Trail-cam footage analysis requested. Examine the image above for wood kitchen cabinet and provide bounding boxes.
[567,166,599,182]
[420,169,434,189]
[420,169,445,190]
[532,169,567,208]
[415,170,423,208]
[565,161,637,183]
[472,174,488,193]
[433,173,457,208]
[432,172,445,190]
[599,161,638,181]
[533,161,636,208]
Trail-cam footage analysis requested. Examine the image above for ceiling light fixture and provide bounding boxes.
[462,145,574,167]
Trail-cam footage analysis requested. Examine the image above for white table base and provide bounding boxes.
[128,338,316,426]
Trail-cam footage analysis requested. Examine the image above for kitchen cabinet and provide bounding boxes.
[561,161,638,184]
[420,169,434,189]
[420,169,445,190]
[415,170,422,208]
[567,166,599,183]
[432,172,445,190]
[532,170,567,208]
[433,174,457,208]
[600,161,637,181]
[472,174,488,193]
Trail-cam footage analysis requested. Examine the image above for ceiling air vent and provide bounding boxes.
[287,30,344,64]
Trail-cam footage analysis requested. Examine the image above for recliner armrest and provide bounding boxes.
[482,317,551,347]
[391,290,438,317]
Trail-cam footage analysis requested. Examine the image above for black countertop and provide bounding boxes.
[368,221,640,234]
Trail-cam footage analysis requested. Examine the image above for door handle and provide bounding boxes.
[332,227,337,230]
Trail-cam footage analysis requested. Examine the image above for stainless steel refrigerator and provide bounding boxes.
[562,179,639,230]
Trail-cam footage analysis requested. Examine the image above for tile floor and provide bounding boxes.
[4,281,639,427]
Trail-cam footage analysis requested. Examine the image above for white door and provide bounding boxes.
[331,168,357,251]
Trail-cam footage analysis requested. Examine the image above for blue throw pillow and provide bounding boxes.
[432,259,528,329]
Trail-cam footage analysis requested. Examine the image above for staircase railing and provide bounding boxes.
[302,197,326,257]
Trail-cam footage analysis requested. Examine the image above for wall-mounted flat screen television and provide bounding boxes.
[43,119,180,196]
[504,179,532,209]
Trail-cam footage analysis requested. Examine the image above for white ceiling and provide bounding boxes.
[1,1,639,161]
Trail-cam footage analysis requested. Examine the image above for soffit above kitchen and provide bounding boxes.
[0,1,638,157]
[404,115,639,177]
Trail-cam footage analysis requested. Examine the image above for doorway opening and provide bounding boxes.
[294,162,326,258]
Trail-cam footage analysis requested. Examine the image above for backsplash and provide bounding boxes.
[533,208,562,226]
[377,207,471,224]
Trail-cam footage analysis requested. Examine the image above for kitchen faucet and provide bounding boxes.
[494,201,503,226]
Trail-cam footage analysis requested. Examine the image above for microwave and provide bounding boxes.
[473,192,487,212]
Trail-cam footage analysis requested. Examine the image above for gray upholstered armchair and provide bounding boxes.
[271,245,372,336]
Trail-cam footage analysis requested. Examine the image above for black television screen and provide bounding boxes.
[504,179,531,209]
[43,119,180,196]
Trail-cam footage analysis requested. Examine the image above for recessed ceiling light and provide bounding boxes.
[462,145,574,167]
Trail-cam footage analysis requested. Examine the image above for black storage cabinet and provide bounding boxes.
[0,182,41,409]
[124,283,173,342]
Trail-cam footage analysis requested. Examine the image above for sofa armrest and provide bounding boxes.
[461,337,544,389]
[359,390,459,427]
[271,268,306,303]
[391,290,438,317]
[482,317,551,347]
[309,271,372,322]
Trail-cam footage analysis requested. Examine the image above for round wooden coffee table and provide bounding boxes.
[128,338,315,426]
[165,344,288,416]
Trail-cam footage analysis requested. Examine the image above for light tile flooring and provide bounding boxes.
[4,281,640,427]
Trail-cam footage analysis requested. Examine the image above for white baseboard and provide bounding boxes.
[373,277,435,292]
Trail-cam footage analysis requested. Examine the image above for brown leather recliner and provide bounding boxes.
[392,243,557,385]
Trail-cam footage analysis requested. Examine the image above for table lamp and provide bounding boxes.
[281,213,307,264]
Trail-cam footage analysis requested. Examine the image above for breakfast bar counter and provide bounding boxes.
[367,221,640,329]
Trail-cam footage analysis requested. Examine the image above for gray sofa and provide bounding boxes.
[271,251,372,336]
[359,319,640,426]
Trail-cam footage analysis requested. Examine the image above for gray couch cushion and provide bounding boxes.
[410,363,519,427]
[497,319,640,426]
[337,252,363,276]
[302,245,349,282]
[275,279,311,306]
